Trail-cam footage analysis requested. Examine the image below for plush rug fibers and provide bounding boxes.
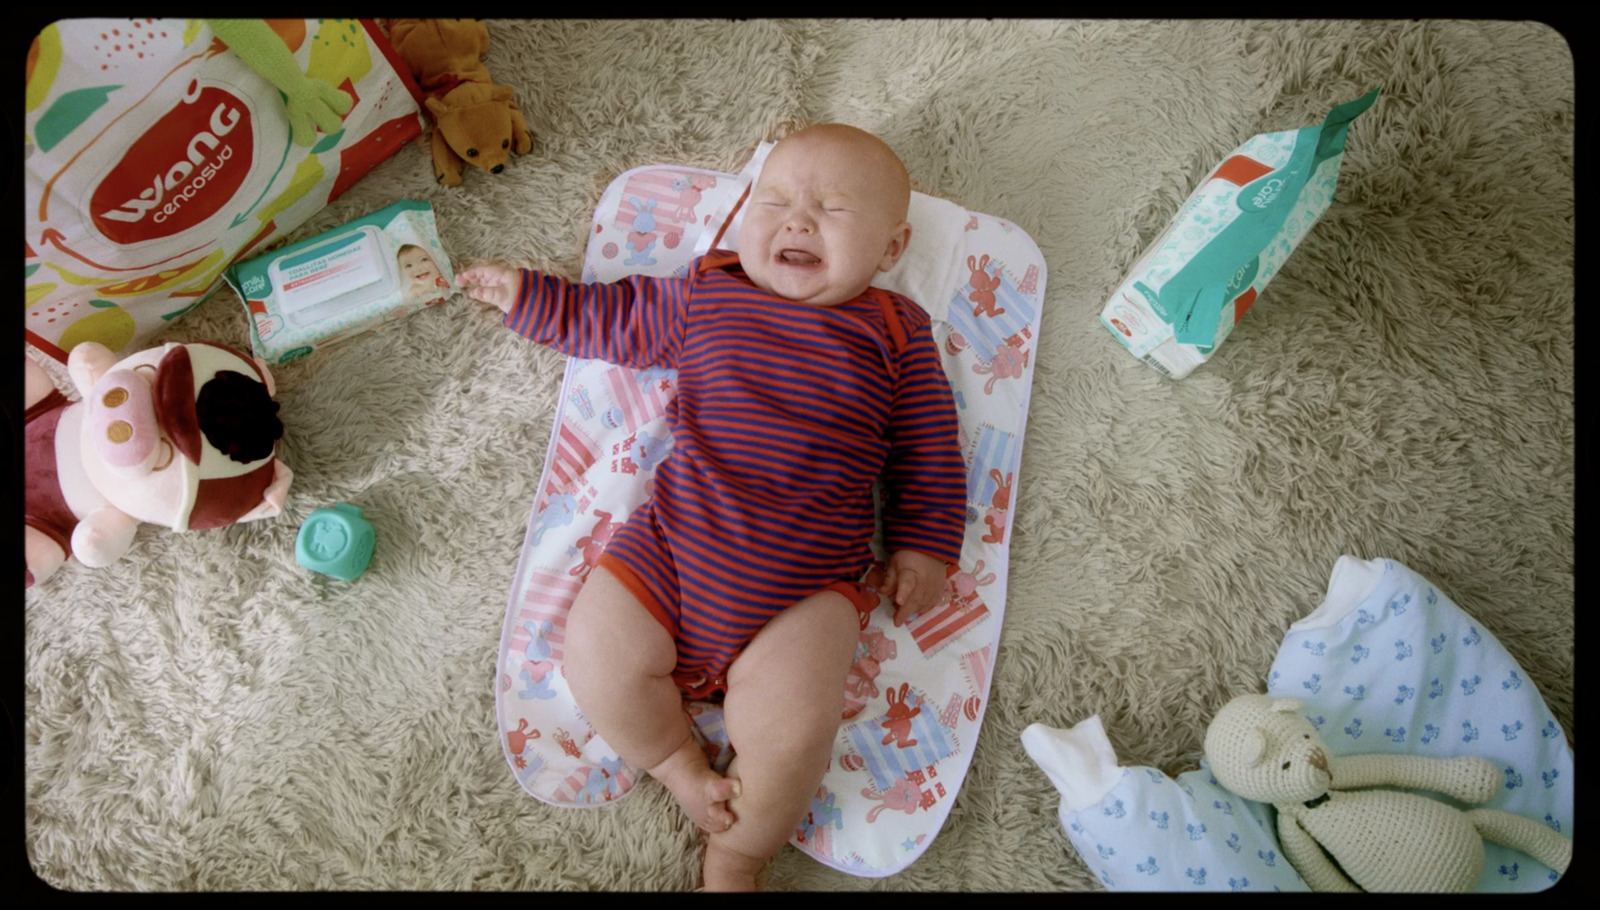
[22,18,1573,891]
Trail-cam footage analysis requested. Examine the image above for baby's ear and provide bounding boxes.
[878,221,912,272]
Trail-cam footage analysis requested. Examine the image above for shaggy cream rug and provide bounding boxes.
[23,19,1573,891]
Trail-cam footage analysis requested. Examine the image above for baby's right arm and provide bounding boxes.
[462,262,691,369]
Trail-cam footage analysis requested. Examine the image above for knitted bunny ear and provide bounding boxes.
[1240,727,1269,768]
[1270,697,1305,714]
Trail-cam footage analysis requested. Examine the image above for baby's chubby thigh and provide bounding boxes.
[715,589,861,857]
[565,564,680,681]
[725,590,862,748]
[561,565,686,769]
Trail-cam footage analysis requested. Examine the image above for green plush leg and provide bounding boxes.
[206,19,351,147]
[1467,809,1572,875]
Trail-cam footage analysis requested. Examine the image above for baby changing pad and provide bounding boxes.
[494,153,1047,877]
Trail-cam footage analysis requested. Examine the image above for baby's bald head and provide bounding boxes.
[765,123,912,223]
[740,123,915,306]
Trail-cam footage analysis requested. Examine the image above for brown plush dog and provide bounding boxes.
[384,18,533,186]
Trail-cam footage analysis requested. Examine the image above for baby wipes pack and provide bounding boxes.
[224,199,454,364]
[1101,88,1380,379]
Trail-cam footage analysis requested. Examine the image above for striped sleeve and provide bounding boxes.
[502,269,689,369]
[880,311,968,565]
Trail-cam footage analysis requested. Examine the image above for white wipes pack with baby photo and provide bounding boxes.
[493,142,1048,877]
[223,199,454,365]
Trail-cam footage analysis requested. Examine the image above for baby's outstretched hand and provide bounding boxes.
[882,549,950,627]
[455,264,520,314]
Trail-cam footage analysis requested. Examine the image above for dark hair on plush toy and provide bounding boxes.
[196,370,283,463]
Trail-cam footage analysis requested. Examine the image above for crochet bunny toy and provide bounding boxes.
[23,341,292,588]
[1204,693,1571,892]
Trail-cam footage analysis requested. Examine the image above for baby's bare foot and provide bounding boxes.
[650,741,741,833]
[703,838,767,891]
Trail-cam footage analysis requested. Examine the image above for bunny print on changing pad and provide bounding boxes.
[518,620,560,701]
[982,470,1013,544]
[967,254,1005,318]
[973,340,1030,396]
[671,175,705,223]
[879,683,922,748]
[625,197,659,266]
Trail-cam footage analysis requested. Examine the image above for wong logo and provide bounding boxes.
[90,83,254,244]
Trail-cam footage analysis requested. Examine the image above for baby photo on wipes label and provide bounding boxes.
[225,199,454,364]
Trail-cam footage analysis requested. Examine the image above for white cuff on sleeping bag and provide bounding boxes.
[1288,553,1388,632]
[1021,715,1124,814]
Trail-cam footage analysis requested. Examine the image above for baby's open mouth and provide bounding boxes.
[778,249,821,265]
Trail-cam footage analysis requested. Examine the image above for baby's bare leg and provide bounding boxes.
[705,590,861,891]
[564,566,737,832]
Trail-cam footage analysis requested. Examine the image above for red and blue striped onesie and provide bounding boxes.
[504,252,967,697]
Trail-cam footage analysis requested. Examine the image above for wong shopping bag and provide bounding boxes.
[24,18,427,361]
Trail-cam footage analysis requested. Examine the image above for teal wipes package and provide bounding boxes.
[224,200,454,364]
[1101,88,1380,379]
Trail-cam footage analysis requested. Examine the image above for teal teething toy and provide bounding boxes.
[295,502,375,581]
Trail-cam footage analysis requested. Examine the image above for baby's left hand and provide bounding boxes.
[882,550,950,626]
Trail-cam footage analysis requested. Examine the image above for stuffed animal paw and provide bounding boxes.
[1450,755,1502,805]
[280,76,354,148]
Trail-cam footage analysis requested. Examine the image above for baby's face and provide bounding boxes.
[739,126,911,307]
[399,247,439,284]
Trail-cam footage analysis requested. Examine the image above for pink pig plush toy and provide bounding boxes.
[23,340,293,588]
